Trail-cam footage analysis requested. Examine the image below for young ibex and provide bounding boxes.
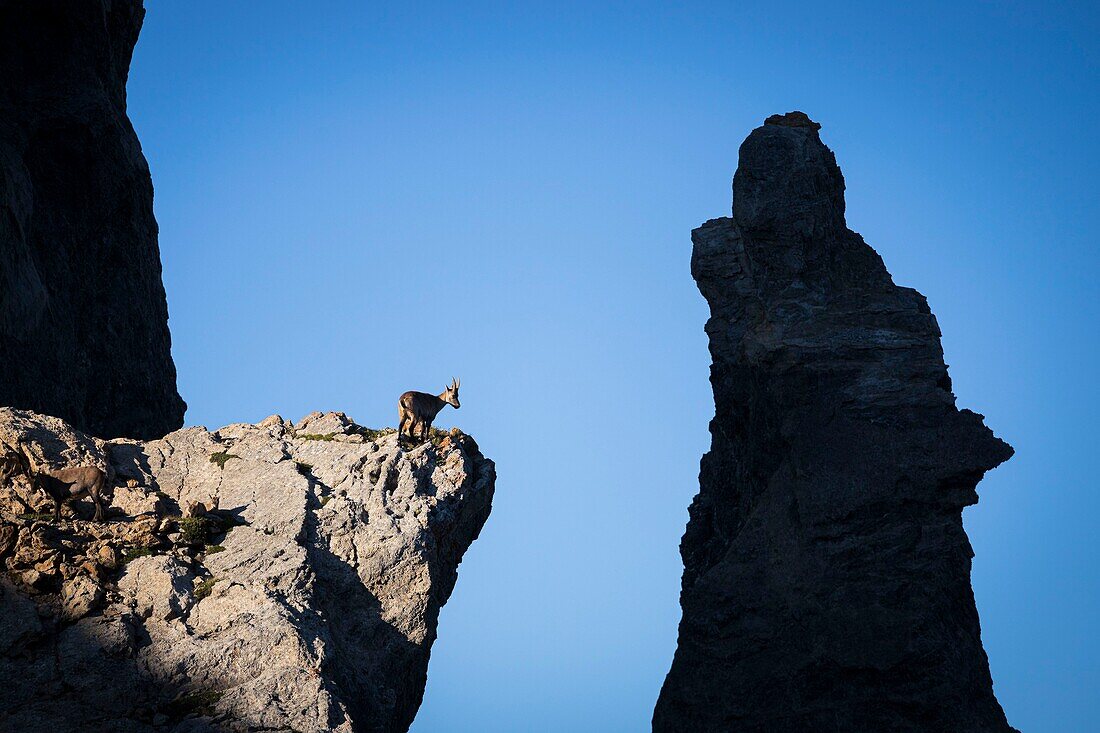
[2,441,108,522]
[398,377,460,444]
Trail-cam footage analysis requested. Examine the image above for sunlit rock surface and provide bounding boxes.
[0,408,494,732]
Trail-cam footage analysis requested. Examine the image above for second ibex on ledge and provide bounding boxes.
[398,378,460,445]
[1,440,108,522]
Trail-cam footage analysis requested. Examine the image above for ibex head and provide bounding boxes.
[442,377,461,409]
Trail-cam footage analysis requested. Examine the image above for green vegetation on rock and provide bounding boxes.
[163,688,222,718]
[209,451,238,469]
[297,432,336,442]
[177,516,213,545]
[194,577,218,601]
[122,547,155,563]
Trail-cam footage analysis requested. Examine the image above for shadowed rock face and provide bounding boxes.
[0,409,495,732]
[0,0,185,439]
[653,112,1016,732]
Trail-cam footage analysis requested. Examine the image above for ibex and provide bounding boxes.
[2,441,107,522]
[398,377,460,444]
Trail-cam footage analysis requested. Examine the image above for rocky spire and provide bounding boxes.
[654,113,1016,732]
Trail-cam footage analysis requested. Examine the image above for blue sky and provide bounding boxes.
[129,2,1098,730]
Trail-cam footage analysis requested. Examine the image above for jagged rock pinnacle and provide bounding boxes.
[764,110,822,129]
[654,114,1016,732]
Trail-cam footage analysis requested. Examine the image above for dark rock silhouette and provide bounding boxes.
[654,112,1016,732]
[0,0,185,439]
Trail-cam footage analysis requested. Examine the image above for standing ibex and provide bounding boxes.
[398,378,460,444]
[2,441,107,522]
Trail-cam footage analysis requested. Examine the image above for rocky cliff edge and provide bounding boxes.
[0,408,494,733]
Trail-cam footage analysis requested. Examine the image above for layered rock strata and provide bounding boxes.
[654,112,1016,732]
[0,408,495,733]
[0,0,185,439]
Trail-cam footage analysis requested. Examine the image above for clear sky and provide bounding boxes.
[129,2,1097,731]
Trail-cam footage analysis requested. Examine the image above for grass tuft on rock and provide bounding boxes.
[163,688,222,718]
[209,451,238,470]
[122,547,156,563]
[352,426,395,442]
[194,577,218,601]
[297,432,336,442]
[177,516,213,545]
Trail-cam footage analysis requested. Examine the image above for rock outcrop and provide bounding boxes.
[0,0,185,439]
[654,112,1016,732]
[0,408,495,732]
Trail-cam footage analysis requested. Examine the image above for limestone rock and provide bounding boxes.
[60,574,105,621]
[0,0,185,440]
[653,113,1016,732]
[295,410,357,436]
[118,555,195,622]
[0,409,495,732]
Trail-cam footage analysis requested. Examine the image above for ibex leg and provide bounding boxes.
[93,475,106,521]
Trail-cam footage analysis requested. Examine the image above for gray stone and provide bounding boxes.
[294,411,356,436]
[654,113,1017,732]
[60,574,105,621]
[118,555,194,621]
[0,410,495,732]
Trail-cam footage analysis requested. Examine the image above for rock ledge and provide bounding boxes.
[0,408,494,733]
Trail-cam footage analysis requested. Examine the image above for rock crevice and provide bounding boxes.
[654,113,1015,732]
